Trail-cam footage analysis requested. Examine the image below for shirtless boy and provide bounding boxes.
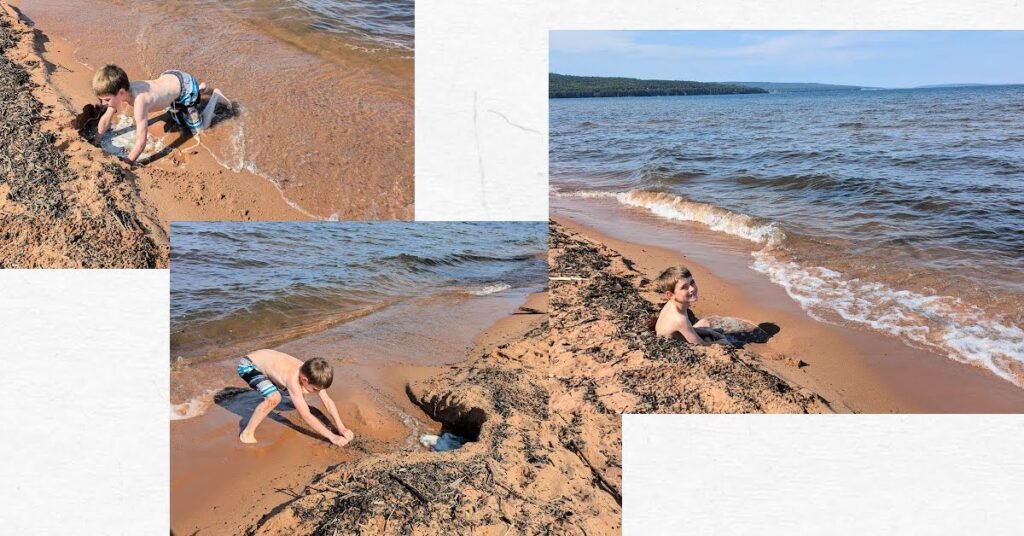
[654,266,731,346]
[91,64,229,163]
[236,349,355,446]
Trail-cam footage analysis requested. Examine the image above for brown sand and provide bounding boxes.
[16,0,413,222]
[1,2,166,267]
[2,0,412,267]
[173,292,621,535]
[238,290,625,535]
[551,214,1024,414]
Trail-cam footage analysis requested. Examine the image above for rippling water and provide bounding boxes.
[170,222,547,361]
[551,86,1024,385]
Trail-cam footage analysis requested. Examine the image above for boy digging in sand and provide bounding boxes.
[91,64,229,164]
[654,266,732,346]
[236,349,355,446]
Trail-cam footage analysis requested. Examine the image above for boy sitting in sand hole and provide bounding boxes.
[654,266,732,346]
[236,349,355,446]
[91,64,229,164]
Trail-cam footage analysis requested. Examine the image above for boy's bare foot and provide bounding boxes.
[239,432,257,444]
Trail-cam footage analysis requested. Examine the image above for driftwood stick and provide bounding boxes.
[389,472,430,504]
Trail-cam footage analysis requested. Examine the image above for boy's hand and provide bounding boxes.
[330,433,352,447]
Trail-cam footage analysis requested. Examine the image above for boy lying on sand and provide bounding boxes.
[236,349,355,446]
[91,64,229,164]
[654,266,732,346]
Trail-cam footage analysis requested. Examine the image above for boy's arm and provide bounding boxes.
[286,377,348,446]
[126,97,149,163]
[94,106,115,144]
[676,317,709,346]
[317,390,354,440]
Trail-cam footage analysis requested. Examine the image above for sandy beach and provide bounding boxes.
[1,0,413,267]
[170,291,596,535]
[550,208,1024,414]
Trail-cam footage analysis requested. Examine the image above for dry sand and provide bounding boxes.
[551,215,1024,414]
[1,2,166,267]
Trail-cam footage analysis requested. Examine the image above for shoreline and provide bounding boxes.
[170,289,553,535]
[551,204,1024,413]
[16,0,414,221]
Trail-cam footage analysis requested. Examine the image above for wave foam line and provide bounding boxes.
[170,390,216,421]
[465,283,511,296]
[556,189,786,247]
[751,250,1024,387]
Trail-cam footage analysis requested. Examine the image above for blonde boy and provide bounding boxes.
[236,349,354,446]
[91,64,228,163]
[653,266,730,346]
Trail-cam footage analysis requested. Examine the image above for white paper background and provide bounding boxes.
[625,415,1024,535]
[0,270,168,534]
[4,0,1024,534]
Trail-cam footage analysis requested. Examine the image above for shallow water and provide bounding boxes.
[21,0,413,219]
[170,221,548,362]
[551,86,1024,386]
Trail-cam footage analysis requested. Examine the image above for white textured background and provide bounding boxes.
[4,0,1024,534]
[415,0,1024,221]
[0,271,169,534]
[625,415,1024,535]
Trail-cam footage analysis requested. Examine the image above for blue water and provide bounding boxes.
[551,86,1024,385]
[170,222,547,360]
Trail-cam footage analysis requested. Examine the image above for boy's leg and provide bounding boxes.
[199,89,230,130]
[240,391,281,444]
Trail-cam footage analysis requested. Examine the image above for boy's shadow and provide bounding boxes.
[74,96,240,165]
[213,387,338,443]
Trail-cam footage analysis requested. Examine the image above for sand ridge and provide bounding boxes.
[1,3,166,267]
[549,220,834,415]
[245,292,624,535]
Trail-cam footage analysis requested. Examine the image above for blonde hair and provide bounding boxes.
[92,64,130,96]
[300,357,334,388]
[655,266,693,294]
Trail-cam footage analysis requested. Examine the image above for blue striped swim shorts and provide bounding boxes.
[237,356,280,398]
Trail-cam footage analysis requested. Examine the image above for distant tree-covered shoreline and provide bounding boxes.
[549,73,768,98]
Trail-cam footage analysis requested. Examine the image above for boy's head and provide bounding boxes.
[92,64,131,106]
[656,266,698,305]
[299,357,333,392]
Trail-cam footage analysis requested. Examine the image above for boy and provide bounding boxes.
[653,266,731,346]
[236,349,355,446]
[91,64,229,164]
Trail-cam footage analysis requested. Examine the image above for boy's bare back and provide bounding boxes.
[246,349,304,393]
[128,74,182,116]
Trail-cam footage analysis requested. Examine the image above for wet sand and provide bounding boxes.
[170,290,545,535]
[552,198,1024,413]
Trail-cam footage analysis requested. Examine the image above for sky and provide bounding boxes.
[549,31,1024,88]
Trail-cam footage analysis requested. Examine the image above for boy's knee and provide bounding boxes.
[265,391,282,406]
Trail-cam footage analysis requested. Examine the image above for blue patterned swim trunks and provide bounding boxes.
[237,356,280,398]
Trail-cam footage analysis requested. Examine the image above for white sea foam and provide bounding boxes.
[555,189,786,247]
[559,186,1024,386]
[466,283,512,296]
[751,250,1024,386]
[170,390,216,421]
[617,190,786,247]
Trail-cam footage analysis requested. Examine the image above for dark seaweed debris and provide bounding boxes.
[0,12,164,268]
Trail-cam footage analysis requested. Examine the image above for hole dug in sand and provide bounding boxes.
[406,383,485,452]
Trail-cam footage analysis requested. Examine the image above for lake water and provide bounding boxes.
[551,86,1024,386]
